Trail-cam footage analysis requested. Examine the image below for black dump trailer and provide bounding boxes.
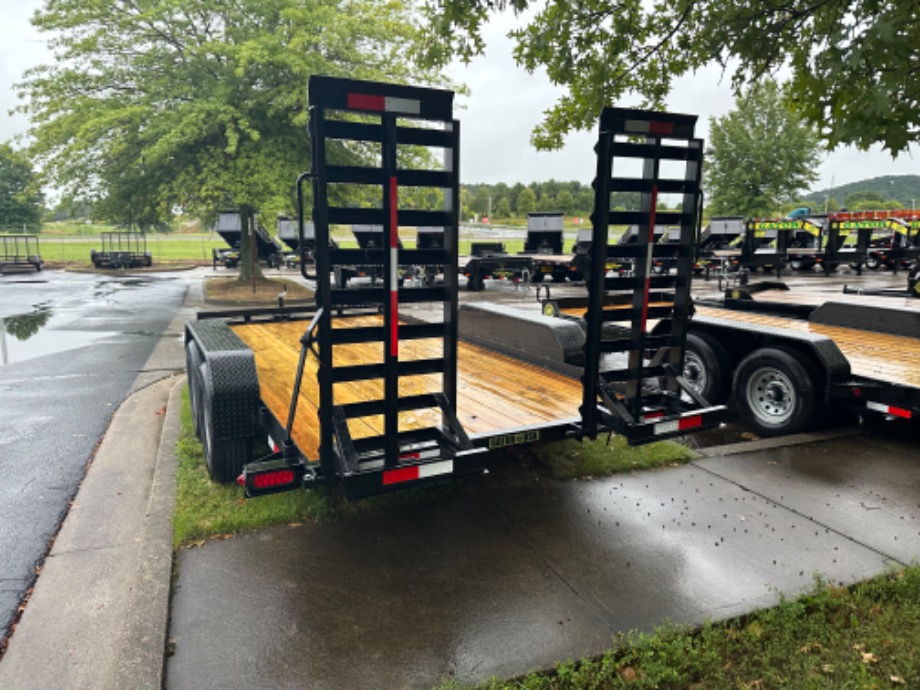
[460,241,533,290]
[784,216,825,271]
[90,231,152,268]
[276,215,338,268]
[694,216,745,274]
[416,226,446,286]
[185,76,722,499]
[524,212,585,283]
[0,235,43,273]
[212,210,285,268]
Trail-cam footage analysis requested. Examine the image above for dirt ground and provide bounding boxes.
[203,276,314,304]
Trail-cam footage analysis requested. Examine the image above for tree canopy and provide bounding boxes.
[0,144,43,231]
[419,0,920,154]
[18,0,448,227]
[705,80,821,217]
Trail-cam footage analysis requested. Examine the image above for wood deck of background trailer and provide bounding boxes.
[231,317,583,461]
[695,306,920,388]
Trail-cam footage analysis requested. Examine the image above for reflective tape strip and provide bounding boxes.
[389,176,399,357]
[382,459,453,486]
[267,435,279,453]
[399,448,442,462]
[867,401,912,418]
[640,185,658,331]
[653,414,702,435]
[624,119,674,135]
[346,93,421,115]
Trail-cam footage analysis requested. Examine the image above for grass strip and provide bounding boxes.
[448,567,920,689]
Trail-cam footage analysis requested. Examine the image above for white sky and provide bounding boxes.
[1,3,916,193]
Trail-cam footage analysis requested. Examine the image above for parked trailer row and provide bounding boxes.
[186,76,722,498]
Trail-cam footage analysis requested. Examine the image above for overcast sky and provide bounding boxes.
[2,3,916,194]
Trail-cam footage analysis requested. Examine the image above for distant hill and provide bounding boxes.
[803,174,920,209]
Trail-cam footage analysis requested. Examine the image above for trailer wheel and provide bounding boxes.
[684,332,731,404]
[864,255,880,270]
[185,340,205,440]
[734,347,818,437]
[200,367,252,484]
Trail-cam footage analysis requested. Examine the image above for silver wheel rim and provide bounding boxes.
[683,350,707,396]
[746,366,795,424]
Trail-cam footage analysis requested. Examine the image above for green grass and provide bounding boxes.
[448,567,920,689]
[38,237,227,263]
[174,387,336,547]
[175,381,697,546]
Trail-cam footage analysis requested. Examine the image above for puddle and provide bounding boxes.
[0,305,119,365]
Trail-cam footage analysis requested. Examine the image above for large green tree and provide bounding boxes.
[0,144,43,231]
[705,81,821,217]
[18,0,447,276]
[419,0,920,154]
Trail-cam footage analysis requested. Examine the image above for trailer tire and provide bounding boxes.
[185,340,206,440]
[684,332,731,404]
[734,347,818,437]
[200,366,252,484]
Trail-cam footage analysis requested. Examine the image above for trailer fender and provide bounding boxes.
[185,320,261,443]
[690,314,851,403]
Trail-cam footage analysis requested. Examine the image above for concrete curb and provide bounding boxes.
[0,376,183,689]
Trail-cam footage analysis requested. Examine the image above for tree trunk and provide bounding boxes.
[238,206,264,283]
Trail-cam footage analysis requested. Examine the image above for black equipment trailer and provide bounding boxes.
[524,212,586,283]
[0,234,43,273]
[90,231,152,268]
[693,216,744,274]
[184,76,722,499]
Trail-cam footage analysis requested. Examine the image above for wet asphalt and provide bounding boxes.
[0,270,189,641]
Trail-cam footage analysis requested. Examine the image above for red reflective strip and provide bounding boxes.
[643,411,665,421]
[390,176,399,357]
[383,466,419,486]
[399,452,421,461]
[678,415,703,430]
[347,93,385,111]
[889,406,912,419]
[649,121,674,135]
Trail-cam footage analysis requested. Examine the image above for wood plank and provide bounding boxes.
[231,317,584,460]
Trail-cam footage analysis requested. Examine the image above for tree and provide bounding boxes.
[0,144,43,231]
[705,81,821,218]
[419,1,920,155]
[516,187,536,214]
[18,0,448,278]
[495,196,511,217]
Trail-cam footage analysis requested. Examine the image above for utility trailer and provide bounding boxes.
[0,235,43,273]
[681,284,920,436]
[330,224,416,288]
[184,76,722,498]
[90,231,152,268]
[523,212,585,283]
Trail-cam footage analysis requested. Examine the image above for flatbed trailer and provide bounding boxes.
[185,76,722,498]
[0,234,43,273]
[460,241,533,290]
[521,212,585,283]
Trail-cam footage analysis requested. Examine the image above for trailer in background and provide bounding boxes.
[90,231,152,269]
[693,216,744,274]
[460,241,532,290]
[523,212,586,283]
[211,210,285,268]
[0,235,43,273]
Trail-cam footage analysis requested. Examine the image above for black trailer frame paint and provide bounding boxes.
[0,234,43,273]
[90,231,152,268]
[187,77,725,499]
[460,242,533,290]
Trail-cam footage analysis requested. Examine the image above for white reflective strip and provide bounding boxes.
[390,247,398,287]
[385,96,420,115]
[267,435,277,452]
[418,459,453,479]
[866,401,888,414]
[653,420,679,435]
[624,119,650,134]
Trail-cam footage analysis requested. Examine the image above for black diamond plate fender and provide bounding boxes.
[186,319,261,442]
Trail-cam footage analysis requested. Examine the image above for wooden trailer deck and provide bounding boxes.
[231,317,583,461]
[696,305,920,388]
